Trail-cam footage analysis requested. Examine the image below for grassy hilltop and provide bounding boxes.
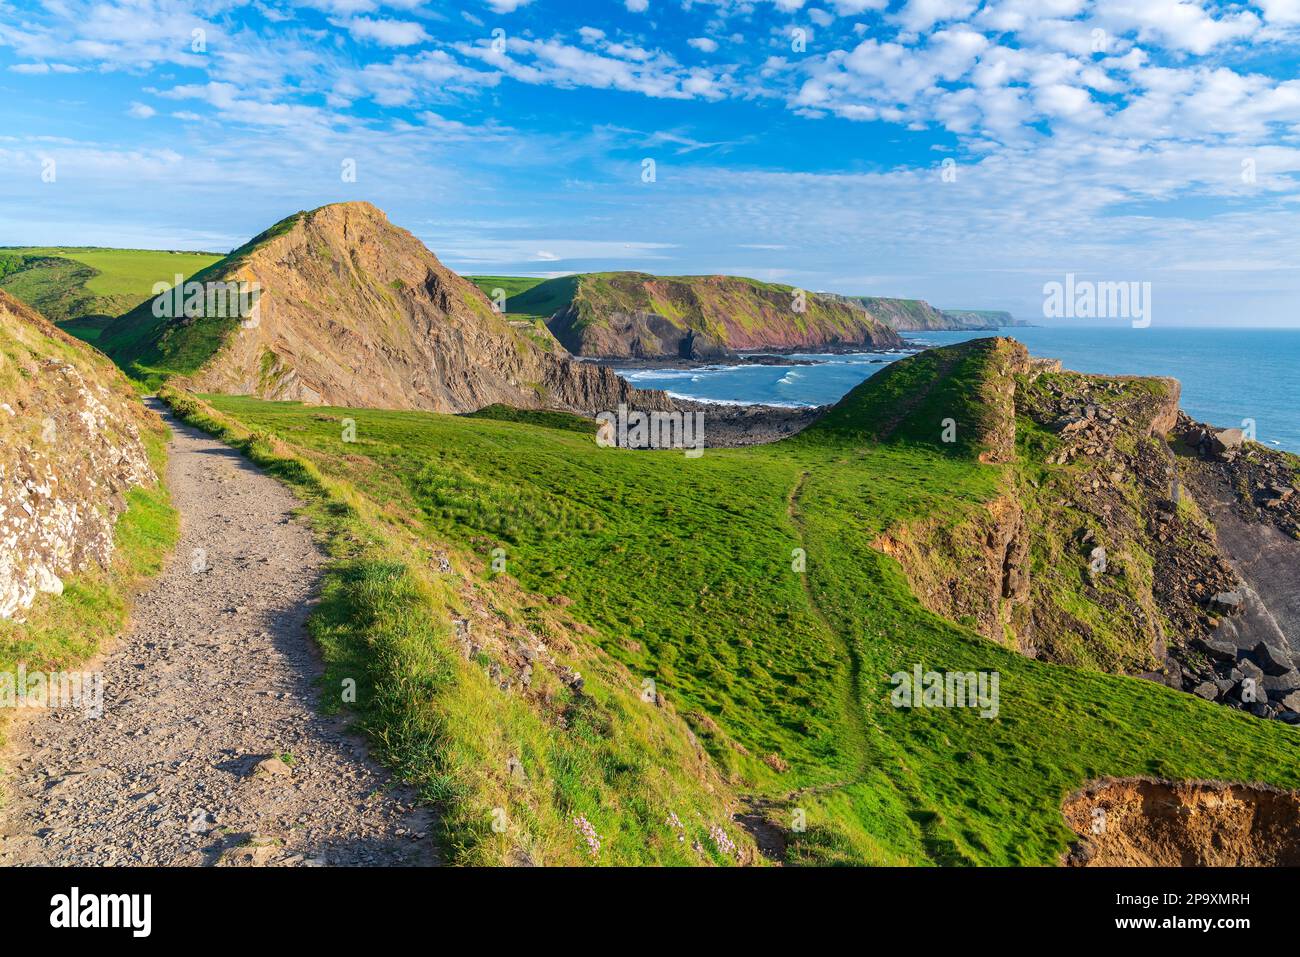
[0,247,221,337]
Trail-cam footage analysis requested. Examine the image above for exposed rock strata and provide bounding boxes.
[868,339,1300,724]
[0,291,156,620]
[1063,777,1300,867]
[548,273,903,359]
[126,203,671,416]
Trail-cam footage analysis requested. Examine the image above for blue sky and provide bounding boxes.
[3,0,1300,325]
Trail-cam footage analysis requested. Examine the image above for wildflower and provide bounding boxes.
[666,811,686,842]
[573,815,600,859]
[709,823,737,857]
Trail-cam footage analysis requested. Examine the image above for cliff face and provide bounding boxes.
[0,291,156,620]
[938,309,1023,330]
[102,203,669,415]
[864,339,1300,724]
[830,296,1021,331]
[544,273,903,358]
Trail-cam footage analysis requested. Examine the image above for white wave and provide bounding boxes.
[661,390,813,408]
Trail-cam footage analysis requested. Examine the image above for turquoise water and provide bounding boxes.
[618,327,1300,453]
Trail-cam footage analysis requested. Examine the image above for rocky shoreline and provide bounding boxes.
[677,399,828,447]
[589,344,920,373]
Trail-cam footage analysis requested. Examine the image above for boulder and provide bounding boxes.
[1193,637,1238,663]
[1209,591,1244,615]
[1280,691,1300,714]
[1209,428,1245,456]
[1191,681,1219,701]
[1262,670,1300,695]
[1253,641,1295,677]
[1239,658,1265,683]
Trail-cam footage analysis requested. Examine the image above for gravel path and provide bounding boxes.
[0,402,437,866]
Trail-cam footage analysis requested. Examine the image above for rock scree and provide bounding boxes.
[1063,777,1300,866]
[0,401,436,866]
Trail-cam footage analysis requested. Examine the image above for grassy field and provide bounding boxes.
[174,339,1300,865]
[466,275,576,321]
[162,387,759,866]
[0,247,222,326]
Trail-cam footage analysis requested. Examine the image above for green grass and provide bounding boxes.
[466,275,580,322]
[0,247,222,326]
[162,387,756,866]
[178,338,1300,866]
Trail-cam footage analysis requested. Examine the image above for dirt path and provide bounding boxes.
[0,402,437,866]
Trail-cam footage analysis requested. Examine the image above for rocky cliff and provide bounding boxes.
[0,291,157,620]
[100,203,670,415]
[864,338,1300,724]
[828,296,1023,331]
[536,273,902,359]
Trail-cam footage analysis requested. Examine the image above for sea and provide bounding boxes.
[617,327,1300,454]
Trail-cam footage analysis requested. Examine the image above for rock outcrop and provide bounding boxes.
[861,339,1299,724]
[101,203,670,416]
[0,291,156,620]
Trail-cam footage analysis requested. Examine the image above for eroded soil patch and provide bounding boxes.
[1063,777,1300,866]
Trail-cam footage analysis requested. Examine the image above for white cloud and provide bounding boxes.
[1094,0,1260,55]
[456,35,731,101]
[1257,0,1300,24]
[333,17,430,47]
[830,0,888,12]
[688,37,719,53]
[626,0,649,12]
[127,101,157,118]
[893,0,980,33]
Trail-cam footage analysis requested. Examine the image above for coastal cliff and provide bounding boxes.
[476,272,903,359]
[861,339,1300,724]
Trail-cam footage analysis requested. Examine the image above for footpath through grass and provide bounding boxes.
[162,388,759,866]
[185,340,1300,865]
